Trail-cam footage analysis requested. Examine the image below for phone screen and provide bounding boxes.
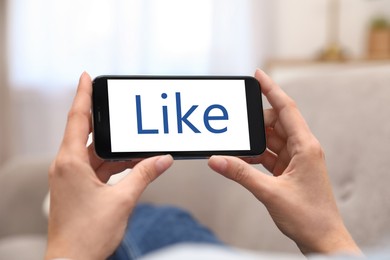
[92,76,265,159]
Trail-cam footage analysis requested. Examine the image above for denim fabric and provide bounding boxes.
[109,204,223,260]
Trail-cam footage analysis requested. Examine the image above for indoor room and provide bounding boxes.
[1,0,390,259]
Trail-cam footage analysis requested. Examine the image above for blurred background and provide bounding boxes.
[1,0,390,163]
[1,0,390,258]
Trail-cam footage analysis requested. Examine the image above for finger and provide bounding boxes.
[263,109,277,128]
[256,149,278,173]
[266,127,286,155]
[241,149,285,177]
[241,149,277,169]
[240,154,262,165]
[255,69,292,112]
[95,160,141,183]
[263,109,287,140]
[115,155,173,199]
[208,155,274,202]
[272,147,290,176]
[88,143,104,169]
[62,72,92,154]
[87,143,142,183]
[255,69,311,139]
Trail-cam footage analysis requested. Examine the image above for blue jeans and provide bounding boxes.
[109,204,223,259]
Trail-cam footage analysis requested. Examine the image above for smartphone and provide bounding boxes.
[92,75,266,160]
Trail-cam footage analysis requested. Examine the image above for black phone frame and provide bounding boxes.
[92,75,266,160]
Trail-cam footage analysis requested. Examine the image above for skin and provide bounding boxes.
[208,69,362,255]
[45,70,361,259]
[45,72,173,260]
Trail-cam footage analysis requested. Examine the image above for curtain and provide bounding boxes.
[5,0,272,160]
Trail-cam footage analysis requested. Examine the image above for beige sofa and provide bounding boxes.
[1,67,389,259]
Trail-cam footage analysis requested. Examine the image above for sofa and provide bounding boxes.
[1,65,389,259]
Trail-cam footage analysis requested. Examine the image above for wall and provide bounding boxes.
[251,0,275,68]
[272,0,390,60]
[0,0,10,165]
[2,0,390,162]
[3,0,274,161]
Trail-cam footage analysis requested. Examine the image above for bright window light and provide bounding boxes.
[7,0,213,90]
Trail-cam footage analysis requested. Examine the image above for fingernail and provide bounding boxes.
[155,154,173,173]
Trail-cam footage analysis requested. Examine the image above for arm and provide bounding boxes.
[208,69,362,255]
[45,72,173,260]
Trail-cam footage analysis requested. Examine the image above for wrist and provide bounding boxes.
[298,225,362,256]
[45,238,108,260]
[45,239,89,260]
[45,245,75,260]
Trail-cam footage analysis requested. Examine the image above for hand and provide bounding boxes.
[45,72,173,260]
[208,69,361,255]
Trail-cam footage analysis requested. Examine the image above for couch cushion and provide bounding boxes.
[140,67,390,253]
[0,157,50,238]
[0,235,46,260]
[281,68,390,250]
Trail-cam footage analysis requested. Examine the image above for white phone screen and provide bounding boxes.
[107,79,250,152]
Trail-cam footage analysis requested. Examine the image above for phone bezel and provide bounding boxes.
[92,75,266,160]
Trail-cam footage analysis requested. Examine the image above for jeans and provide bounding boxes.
[109,204,223,260]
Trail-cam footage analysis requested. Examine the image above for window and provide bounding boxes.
[7,0,214,90]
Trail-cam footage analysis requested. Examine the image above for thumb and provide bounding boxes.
[208,155,274,202]
[116,155,173,199]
